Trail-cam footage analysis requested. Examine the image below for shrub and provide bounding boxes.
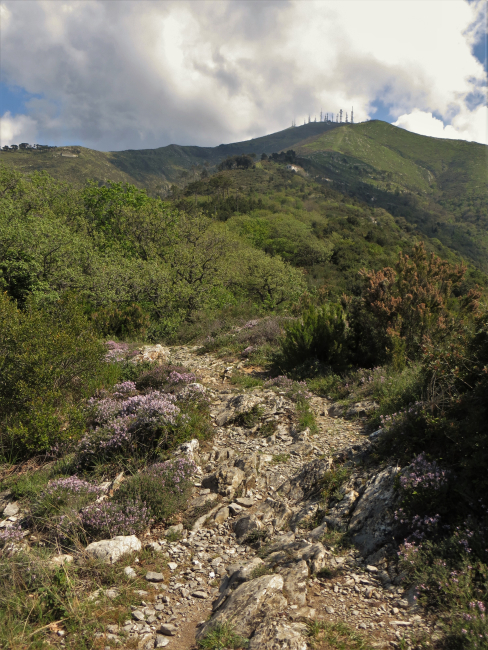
[77,389,182,468]
[348,242,480,368]
[80,499,151,540]
[30,476,103,540]
[91,302,151,338]
[279,302,347,369]
[112,458,196,523]
[0,293,106,459]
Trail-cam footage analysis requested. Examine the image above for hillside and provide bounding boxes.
[0,121,340,193]
[1,119,486,269]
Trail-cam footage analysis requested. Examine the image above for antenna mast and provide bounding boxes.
[339,109,343,123]
[351,107,354,124]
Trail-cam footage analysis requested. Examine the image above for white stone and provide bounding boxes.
[85,535,142,564]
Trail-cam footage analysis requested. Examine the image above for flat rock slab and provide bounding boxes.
[85,535,141,564]
[146,571,165,582]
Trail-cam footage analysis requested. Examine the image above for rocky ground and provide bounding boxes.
[1,346,439,649]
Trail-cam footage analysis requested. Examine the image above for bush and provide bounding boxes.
[30,476,103,540]
[279,302,347,369]
[80,499,151,540]
[0,293,106,459]
[91,302,151,338]
[112,458,196,523]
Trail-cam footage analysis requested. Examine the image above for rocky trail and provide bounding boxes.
[1,346,438,650]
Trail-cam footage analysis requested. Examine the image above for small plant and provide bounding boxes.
[305,619,373,649]
[232,405,264,428]
[321,466,351,503]
[198,621,249,649]
[243,529,269,547]
[165,529,182,543]
[271,453,290,464]
[249,564,274,580]
[30,476,103,539]
[229,374,264,389]
[113,458,196,523]
[80,499,151,541]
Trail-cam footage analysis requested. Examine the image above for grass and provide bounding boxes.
[198,621,249,649]
[0,546,166,650]
[231,405,265,428]
[320,466,351,503]
[229,374,264,389]
[271,453,290,464]
[296,399,318,434]
[305,619,374,650]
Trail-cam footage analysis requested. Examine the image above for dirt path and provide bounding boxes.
[98,346,436,649]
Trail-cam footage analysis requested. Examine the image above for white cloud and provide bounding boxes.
[0,111,38,147]
[394,105,488,144]
[0,0,486,149]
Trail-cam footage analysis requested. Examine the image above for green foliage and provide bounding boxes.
[232,405,265,428]
[113,462,194,524]
[0,292,106,459]
[91,302,151,338]
[305,619,373,649]
[320,466,351,503]
[279,302,347,368]
[198,621,249,649]
[271,453,290,464]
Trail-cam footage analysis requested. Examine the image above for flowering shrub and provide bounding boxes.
[113,458,196,523]
[167,371,196,385]
[104,340,130,362]
[398,537,488,648]
[78,390,181,468]
[112,381,137,396]
[0,523,25,547]
[80,499,151,540]
[30,476,103,539]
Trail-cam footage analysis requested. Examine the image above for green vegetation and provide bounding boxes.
[306,619,373,649]
[198,621,249,649]
[0,120,487,648]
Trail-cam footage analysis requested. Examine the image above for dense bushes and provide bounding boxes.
[0,166,304,337]
[0,293,106,459]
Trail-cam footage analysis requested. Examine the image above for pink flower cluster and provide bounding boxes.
[0,523,24,545]
[167,371,196,385]
[400,453,449,492]
[145,457,197,494]
[81,500,151,539]
[43,476,102,498]
[79,390,181,463]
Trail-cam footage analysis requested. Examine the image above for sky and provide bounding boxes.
[0,0,487,151]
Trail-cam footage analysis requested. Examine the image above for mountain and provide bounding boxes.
[0,121,340,192]
[1,120,486,269]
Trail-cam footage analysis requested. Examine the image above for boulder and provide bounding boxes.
[348,466,402,556]
[255,498,292,530]
[131,344,169,365]
[85,535,141,564]
[213,507,230,525]
[196,574,285,640]
[281,560,309,606]
[233,514,264,543]
[249,620,307,650]
[202,465,245,499]
[346,401,379,418]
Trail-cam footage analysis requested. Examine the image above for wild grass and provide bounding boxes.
[198,621,249,649]
[306,619,373,649]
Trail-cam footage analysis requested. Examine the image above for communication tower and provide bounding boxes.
[351,107,354,124]
[346,112,348,123]
[339,109,343,123]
